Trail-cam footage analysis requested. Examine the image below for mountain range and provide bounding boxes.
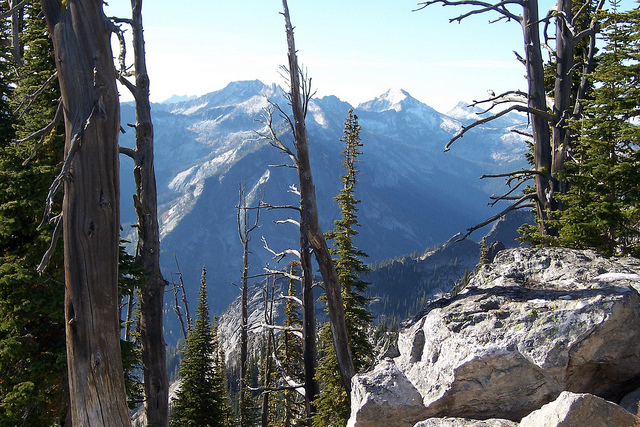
[117,80,530,343]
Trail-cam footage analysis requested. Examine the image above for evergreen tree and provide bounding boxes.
[314,109,373,427]
[0,1,68,424]
[171,267,227,427]
[557,3,640,256]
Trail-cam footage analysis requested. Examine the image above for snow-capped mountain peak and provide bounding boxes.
[168,80,283,115]
[358,88,412,113]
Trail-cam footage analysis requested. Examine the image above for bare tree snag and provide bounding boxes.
[417,0,603,238]
[115,1,169,424]
[237,184,261,426]
[299,226,319,416]
[39,0,130,425]
[522,0,554,235]
[8,0,24,66]
[280,0,355,397]
[171,255,192,341]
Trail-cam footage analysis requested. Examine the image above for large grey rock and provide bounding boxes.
[414,418,516,427]
[519,391,640,427]
[349,248,640,426]
[347,359,427,427]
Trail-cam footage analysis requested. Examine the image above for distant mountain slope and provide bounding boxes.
[118,80,530,342]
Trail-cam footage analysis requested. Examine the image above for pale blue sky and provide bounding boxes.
[105,0,632,113]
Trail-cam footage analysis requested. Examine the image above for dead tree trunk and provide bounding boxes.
[522,0,554,236]
[280,0,355,398]
[40,0,130,425]
[8,0,23,66]
[237,185,260,426]
[550,0,575,199]
[418,0,604,239]
[116,0,168,424]
[299,227,319,414]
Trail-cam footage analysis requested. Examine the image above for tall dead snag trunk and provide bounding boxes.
[8,0,23,66]
[280,0,355,397]
[39,0,130,425]
[299,229,319,414]
[419,0,604,239]
[116,1,168,424]
[522,0,554,235]
[237,184,261,427]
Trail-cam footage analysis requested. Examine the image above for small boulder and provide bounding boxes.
[519,391,639,427]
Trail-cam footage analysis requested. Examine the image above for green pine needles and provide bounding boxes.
[314,109,373,427]
[171,268,231,427]
[556,4,640,257]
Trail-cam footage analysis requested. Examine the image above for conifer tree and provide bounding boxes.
[0,1,68,424]
[314,110,373,427]
[557,3,640,256]
[171,268,227,427]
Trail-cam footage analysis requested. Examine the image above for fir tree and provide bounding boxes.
[0,1,68,424]
[171,267,227,427]
[557,3,640,256]
[314,109,373,427]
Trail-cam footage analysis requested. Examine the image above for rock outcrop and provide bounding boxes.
[414,418,516,426]
[348,248,640,426]
[519,391,640,427]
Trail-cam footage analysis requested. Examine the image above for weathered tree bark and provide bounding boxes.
[299,228,319,416]
[521,0,554,236]
[550,0,575,200]
[280,0,355,398]
[40,0,130,425]
[117,1,169,425]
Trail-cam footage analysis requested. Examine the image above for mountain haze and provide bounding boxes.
[118,80,529,342]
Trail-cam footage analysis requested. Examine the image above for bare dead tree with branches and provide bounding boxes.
[170,255,192,341]
[39,0,130,424]
[109,0,169,424]
[252,0,356,403]
[260,193,319,420]
[237,183,262,427]
[416,0,605,239]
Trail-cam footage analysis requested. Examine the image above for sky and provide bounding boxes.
[104,0,633,114]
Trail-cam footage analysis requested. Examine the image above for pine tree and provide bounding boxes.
[314,109,373,427]
[557,3,640,257]
[0,1,68,424]
[171,267,227,427]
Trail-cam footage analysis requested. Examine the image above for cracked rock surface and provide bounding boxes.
[348,248,640,427]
